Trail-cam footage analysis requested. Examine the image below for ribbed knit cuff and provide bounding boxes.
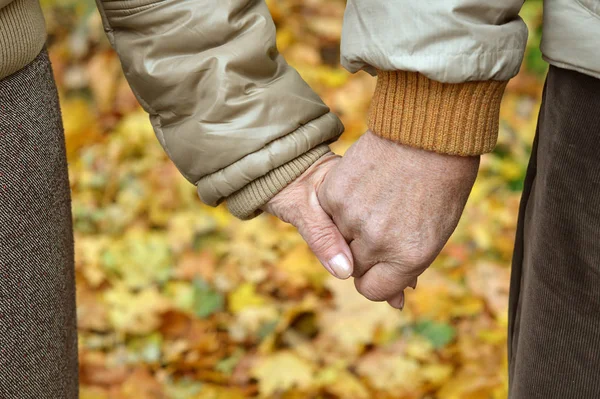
[368,71,508,156]
[0,0,47,80]
[226,144,331,220]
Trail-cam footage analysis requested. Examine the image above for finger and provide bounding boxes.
[349,239,377,278]
[387,291,405,310]
[354,262,415,302]
[314,170,357,244]
[295,192,354,279]
[408,277,418,289]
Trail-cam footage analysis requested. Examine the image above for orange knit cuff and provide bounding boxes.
[368,70,508,156]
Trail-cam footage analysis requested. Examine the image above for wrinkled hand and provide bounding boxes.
[262,153,354,280]
[317,131,479,309]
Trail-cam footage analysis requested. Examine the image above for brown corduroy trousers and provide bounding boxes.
[508,65,600,398]
[0,49,78,398]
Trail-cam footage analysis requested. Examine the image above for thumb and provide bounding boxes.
[295,192,354,279]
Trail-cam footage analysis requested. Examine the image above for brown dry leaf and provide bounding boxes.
[194,384,247,399]
[258,295,320,353]
[76,279,110,332]
[437,370,501,399]
[356,349,424,396]
[175,250,217,282]
[111,368,165,399]
[319,277,407,354]
[79,351,129,387]
[466,262,510,317]
[86,50,121,113]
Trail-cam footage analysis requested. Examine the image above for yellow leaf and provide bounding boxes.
[104,285,170,334]
[405,335,435,361]
[79,386,108,399]
[316,366,370,399]
[438,371,499,399]
[61,97,100,159]
[251,351,315,397]
[422,363,454,387]
[277,245,328,289]
[356,350,423,394]
[228,283,268,314]
[319,277,407,353]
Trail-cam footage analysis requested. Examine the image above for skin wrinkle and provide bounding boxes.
[312,132,479,302]
[261,127,480,306]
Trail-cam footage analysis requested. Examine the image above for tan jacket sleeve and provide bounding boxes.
[95,0,343,219]
[341,0,528,156]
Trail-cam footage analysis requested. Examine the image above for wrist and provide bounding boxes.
[359,131,480,181]
[226,144,331,220]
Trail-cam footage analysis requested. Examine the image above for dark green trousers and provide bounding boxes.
[0,49,78,398]
[509,65,600,398]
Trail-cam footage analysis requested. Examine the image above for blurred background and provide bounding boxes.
[40,0,546,397]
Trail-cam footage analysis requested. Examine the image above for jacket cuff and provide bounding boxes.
[226,144,331,220]
[368,71,508,156]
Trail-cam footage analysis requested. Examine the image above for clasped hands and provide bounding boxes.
[263,131,479,309]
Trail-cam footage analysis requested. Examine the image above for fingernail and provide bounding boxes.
[328,254,352,279]
[399,293,405,310]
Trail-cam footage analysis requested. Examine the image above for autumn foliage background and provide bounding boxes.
[40,0,546,397]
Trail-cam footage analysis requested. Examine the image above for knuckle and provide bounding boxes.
[402,241,437,270]
[303,224,338,254]
[360,220,389,250]
[324,192,345,216]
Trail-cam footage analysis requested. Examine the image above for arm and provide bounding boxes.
[342,0,528,155]
[305,0,529,307]
[94,0,344,219]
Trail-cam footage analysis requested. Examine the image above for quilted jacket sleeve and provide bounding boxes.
[95,0,344,219]
[341,0,528,156]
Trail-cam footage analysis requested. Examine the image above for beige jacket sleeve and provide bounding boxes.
[95,0,343,219]
[341,0,528,156]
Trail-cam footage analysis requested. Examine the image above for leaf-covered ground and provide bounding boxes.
[41,0,545,397]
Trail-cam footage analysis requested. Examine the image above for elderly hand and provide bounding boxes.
[317,131,479,308]
[262,153,354,280]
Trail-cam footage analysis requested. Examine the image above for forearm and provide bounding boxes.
[95,0,343,218]
[342,0,528,155]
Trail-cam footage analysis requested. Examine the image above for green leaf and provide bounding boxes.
[257,320,279,341]
[216,348,245,375]
[414,321,456,349]
[192,278,224,318]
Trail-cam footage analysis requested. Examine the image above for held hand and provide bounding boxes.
[317,131,479,308]
[262,154,354,280]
